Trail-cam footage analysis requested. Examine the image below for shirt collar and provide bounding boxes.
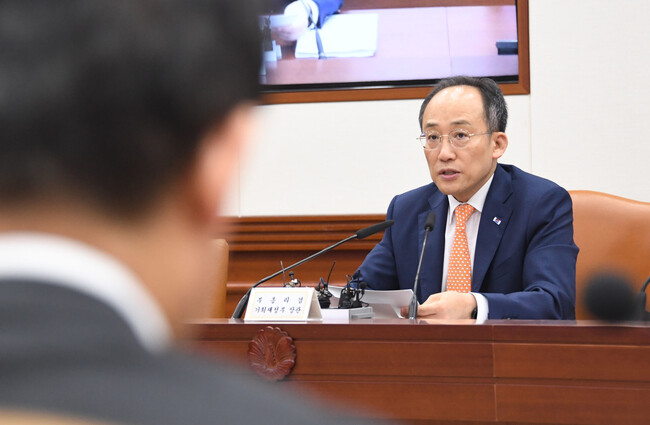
[0,232,172,353]
[447,173,495,215]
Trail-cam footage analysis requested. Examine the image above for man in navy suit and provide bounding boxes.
[354,76,578,320]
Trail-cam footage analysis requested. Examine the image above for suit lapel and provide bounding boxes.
[472,165,513,291]
[417,190,448,302]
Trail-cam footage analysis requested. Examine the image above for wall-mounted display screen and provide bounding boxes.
[259,0,525,102]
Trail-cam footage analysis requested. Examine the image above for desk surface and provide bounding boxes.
[188,319,649,425]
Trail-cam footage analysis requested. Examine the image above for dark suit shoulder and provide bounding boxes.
[0,283,374,425]
[500,163,568,196]
[496,164,572,213]
[391,182,438,211]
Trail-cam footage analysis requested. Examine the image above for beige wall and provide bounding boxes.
[222,0,650,217]
[528,0,650,199]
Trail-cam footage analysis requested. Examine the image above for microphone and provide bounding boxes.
[355,220,393,240]
[231,220,395,318]
[583,272,638,322]
[408,212,436,319]
[351,281,367,308]
[338,278,367,310]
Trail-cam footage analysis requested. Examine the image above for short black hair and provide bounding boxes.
[0,0,262,218]
[418,76,508,133]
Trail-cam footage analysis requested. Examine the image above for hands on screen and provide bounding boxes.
[272,1,310,45]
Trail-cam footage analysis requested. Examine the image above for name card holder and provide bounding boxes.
[244,287,322,321]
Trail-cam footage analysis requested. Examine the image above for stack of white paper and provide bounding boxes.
[295,13,379,59]
[327,285,413,319]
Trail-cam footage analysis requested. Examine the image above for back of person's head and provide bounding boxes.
[0,0,261,219]
[419,76,508,133]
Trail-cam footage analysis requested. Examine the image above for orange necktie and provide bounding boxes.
[447,203,475,293]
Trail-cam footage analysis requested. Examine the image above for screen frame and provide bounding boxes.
[261,0,529,104]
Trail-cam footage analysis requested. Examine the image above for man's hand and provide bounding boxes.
[271,1,310,45]
[401,292,477,319]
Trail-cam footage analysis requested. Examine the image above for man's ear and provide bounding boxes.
[491,131,508,160]
[187,103,255,225]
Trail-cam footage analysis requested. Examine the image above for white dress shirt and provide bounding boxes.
[0,233,172,353]
[441,174,495,322]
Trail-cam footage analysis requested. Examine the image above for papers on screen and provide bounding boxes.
[295,13,379,59]
[327,286,413,318]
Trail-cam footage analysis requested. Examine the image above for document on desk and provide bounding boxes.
[328,285,413,318]
[295,13,379,59]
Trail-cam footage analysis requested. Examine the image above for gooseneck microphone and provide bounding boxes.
[231,220,395,318]
[408,212,436,320]
[355,220,394,240]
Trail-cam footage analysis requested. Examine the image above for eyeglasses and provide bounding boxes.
[417,129,491,150]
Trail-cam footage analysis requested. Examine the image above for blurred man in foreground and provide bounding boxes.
[0,1,371,424]
[353,76,578,321]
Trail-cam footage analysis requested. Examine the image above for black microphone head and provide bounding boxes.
[424,212,436,231]
[356,220,394,240]
[583,272,637,322]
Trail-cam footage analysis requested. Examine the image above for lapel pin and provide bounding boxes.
[493,217,501,225]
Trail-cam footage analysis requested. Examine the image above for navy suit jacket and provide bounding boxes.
[313,0,343,26]
[355,164,578,320]
[0,280,372,425]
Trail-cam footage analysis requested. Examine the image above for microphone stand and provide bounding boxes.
[232,220,394,318]
[408,213,436,320]
[231,235,357,319]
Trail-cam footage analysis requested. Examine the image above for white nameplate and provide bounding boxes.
[244,287,322,321]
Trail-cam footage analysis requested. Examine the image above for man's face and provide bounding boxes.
[421,85,506,203]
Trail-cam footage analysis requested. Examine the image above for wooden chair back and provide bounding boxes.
[570,190,650,319]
